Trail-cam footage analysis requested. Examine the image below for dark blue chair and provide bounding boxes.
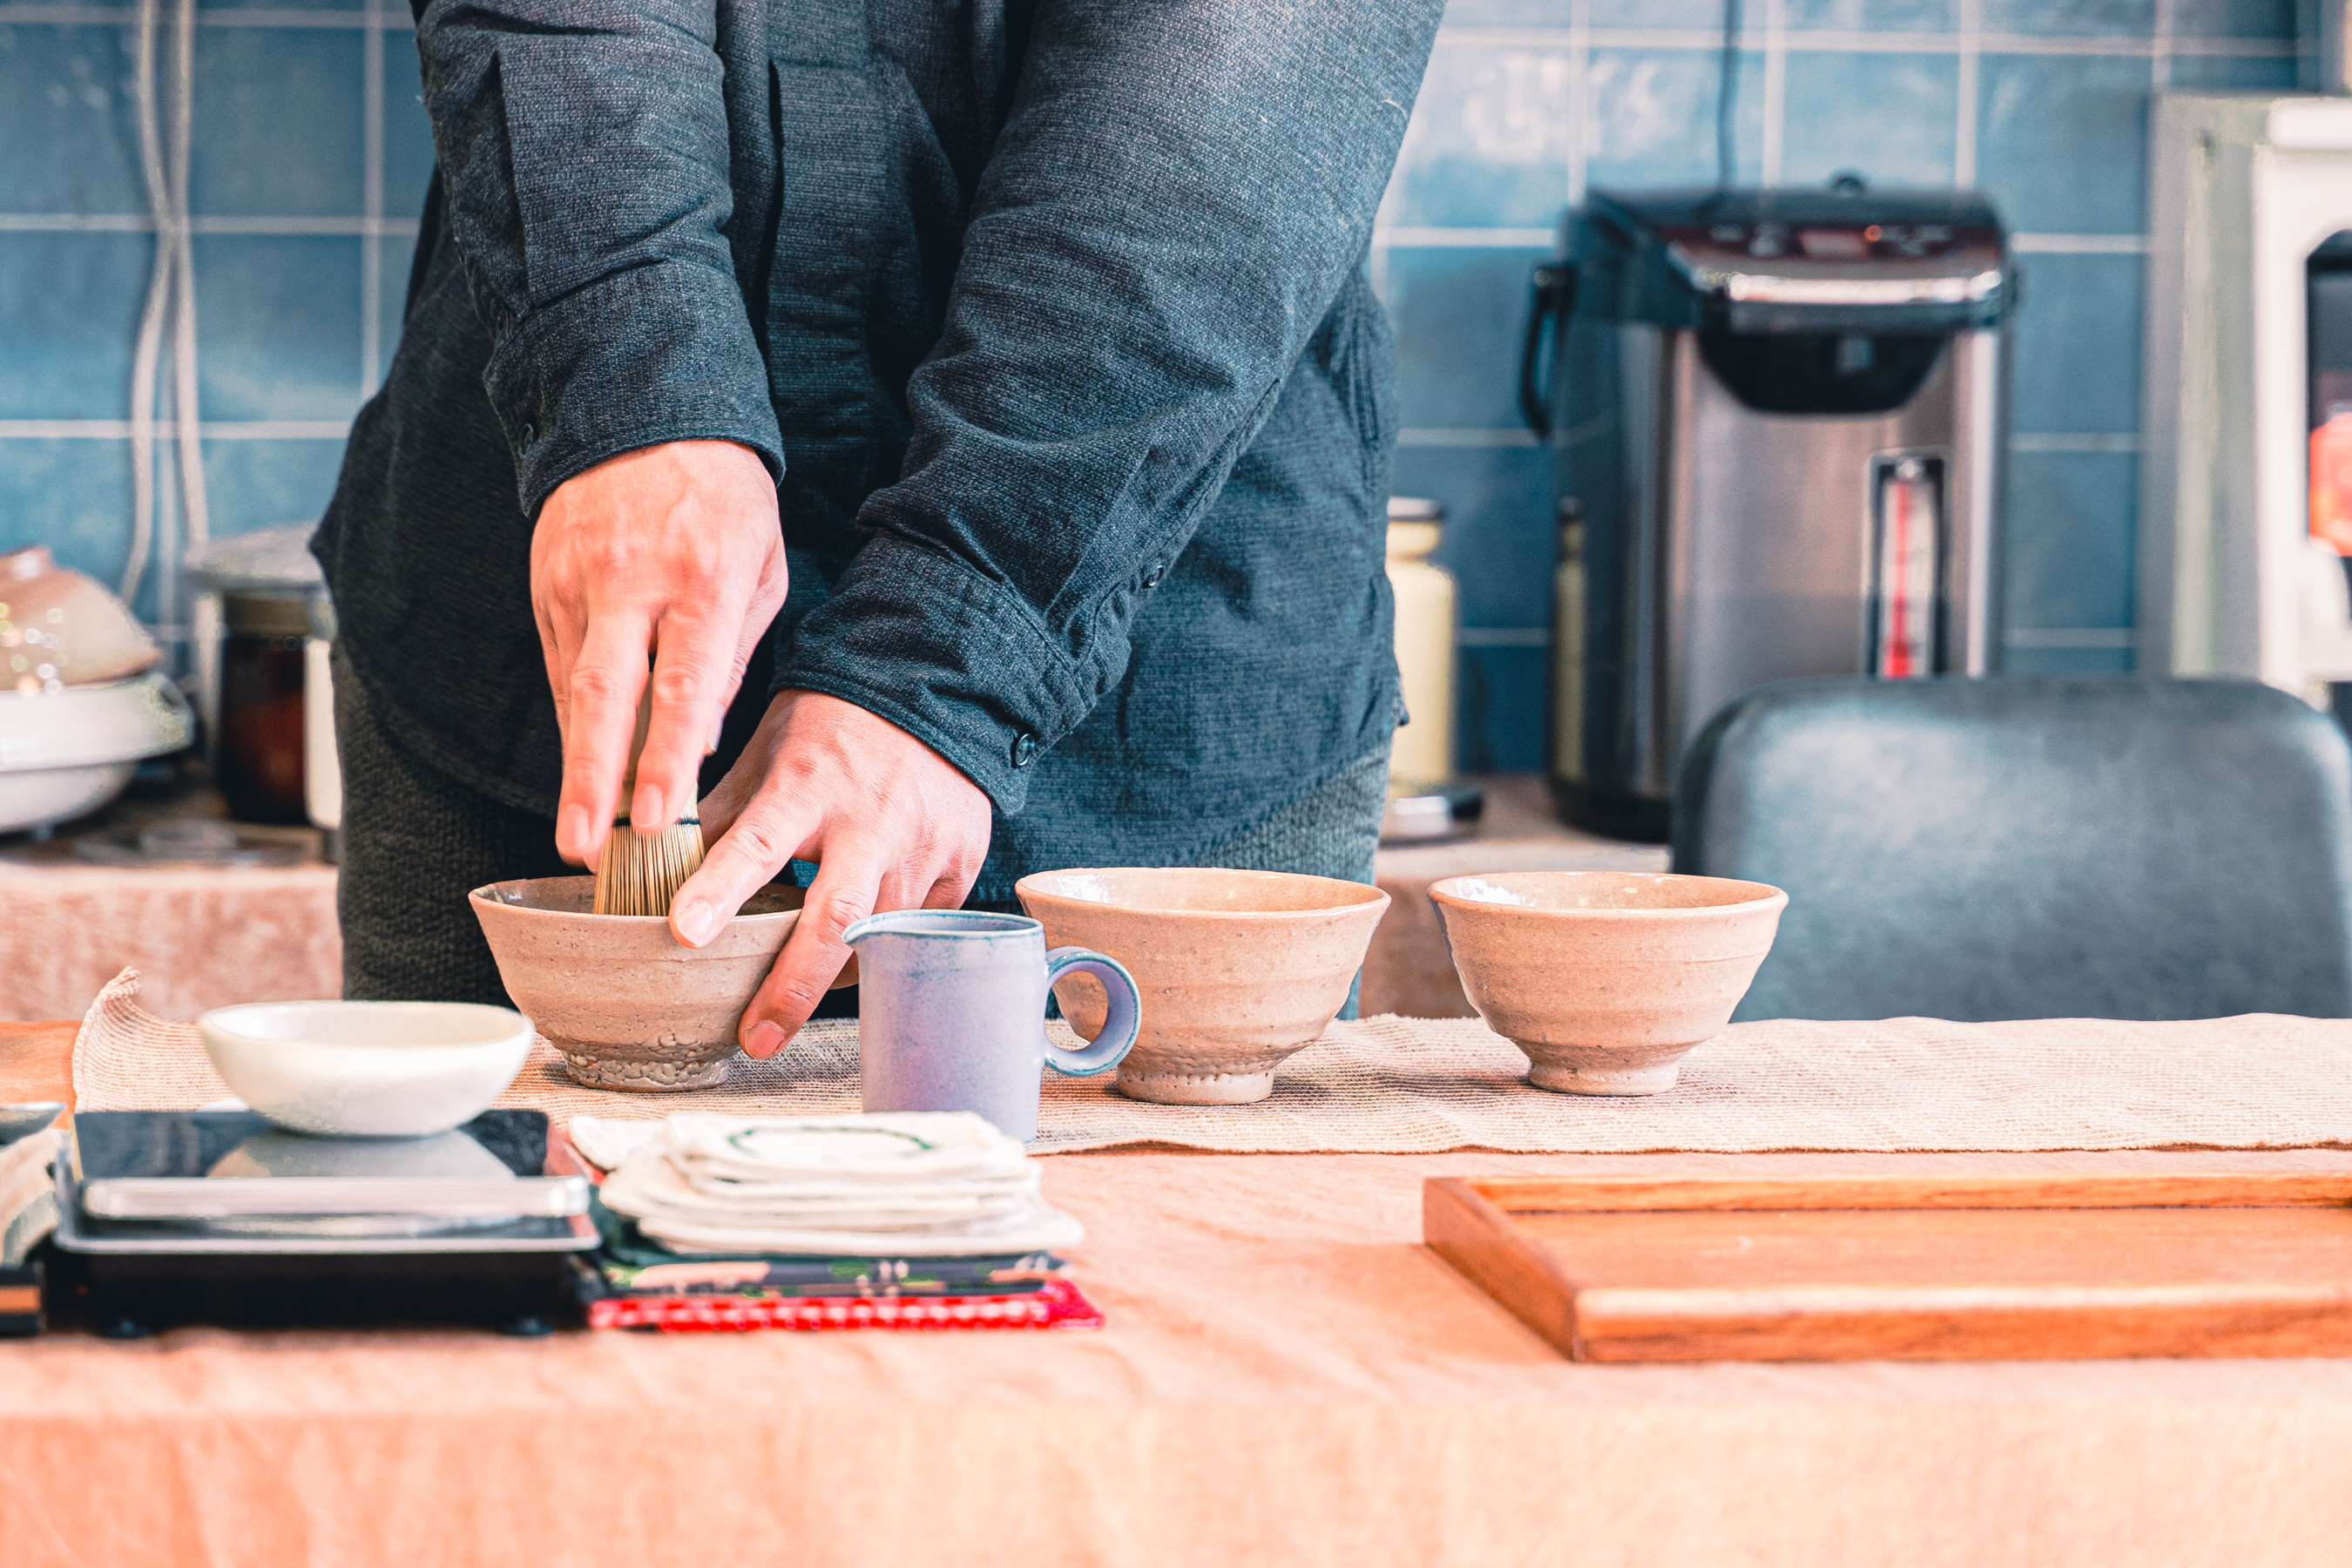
[1672,677,2352,1022]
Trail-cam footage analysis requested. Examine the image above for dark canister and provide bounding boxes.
[216,591,309,824]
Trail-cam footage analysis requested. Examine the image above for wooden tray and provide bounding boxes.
[1424,1173,2352,1362]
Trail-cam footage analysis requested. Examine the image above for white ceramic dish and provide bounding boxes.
[197,1000,536,1138]
[0,671,192,834]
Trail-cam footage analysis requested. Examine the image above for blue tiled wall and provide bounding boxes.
[0,0,432,632]
[0,0,2307,767]
[1383,0,2300,767]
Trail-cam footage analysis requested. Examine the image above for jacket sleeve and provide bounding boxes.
[774,1,1443,814]
[416,0,781,515]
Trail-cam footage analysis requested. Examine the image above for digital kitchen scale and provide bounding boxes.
[49,1110,596,1336]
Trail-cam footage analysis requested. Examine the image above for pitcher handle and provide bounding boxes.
[1041,947,1140,1077]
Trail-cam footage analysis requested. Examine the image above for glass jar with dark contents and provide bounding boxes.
[217,591,310,824]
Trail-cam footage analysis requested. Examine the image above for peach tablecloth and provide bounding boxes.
[9,1139,2352,1567]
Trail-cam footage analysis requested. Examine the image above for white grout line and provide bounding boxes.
[2011,431,2141,452]
[1954,0,1980,187]
[1565,0,1590,210]
[0,421,2149,456]
[0,4,411,26]
[0,4,2281,54]
[1437,25,1693,50]
[0,420,351,439]
[1388,429,2136,451]
[0,214,420,235]
[2004,627,2137,648]
[0,213,150,231]
[1396,429,1542,448]
[361,0,385,395]
[1232,226,2146,253]
[2011,233,2147,253]
[1459,627,2145,652]
[1381,226,1556,247]
[1434,24,2293,57]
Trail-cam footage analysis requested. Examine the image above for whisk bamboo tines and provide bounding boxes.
[592,814,706,917]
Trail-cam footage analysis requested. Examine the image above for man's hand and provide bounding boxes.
[672,690,993,1058]
[532,440,786,866]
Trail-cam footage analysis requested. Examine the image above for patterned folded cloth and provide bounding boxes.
[585,1277,1104,1333]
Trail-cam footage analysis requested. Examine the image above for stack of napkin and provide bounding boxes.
[581,1112,1084,1255]
[569,1112,1100,1331]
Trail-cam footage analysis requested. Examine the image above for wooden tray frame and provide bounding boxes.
[1425,1173,2352,1363]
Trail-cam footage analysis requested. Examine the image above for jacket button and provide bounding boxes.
[1011,733,1037,767]
[1142,564,1166,588]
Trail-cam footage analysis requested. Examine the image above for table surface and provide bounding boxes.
[10,1020,2352,1568]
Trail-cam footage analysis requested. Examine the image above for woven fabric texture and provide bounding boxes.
[73,967,2352,1156]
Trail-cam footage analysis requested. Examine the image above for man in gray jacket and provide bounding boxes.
[315,1,1442,1053]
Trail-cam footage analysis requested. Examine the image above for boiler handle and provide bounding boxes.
[1518,262,1577,440]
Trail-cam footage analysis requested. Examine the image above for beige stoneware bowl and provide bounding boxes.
[1429,870,1787,1096]
[470,876,804,1091]
[1015,867,1390,1105]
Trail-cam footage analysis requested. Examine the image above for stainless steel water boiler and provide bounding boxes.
[1524,186,2014,840]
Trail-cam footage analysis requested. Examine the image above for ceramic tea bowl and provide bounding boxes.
[1429,870,1787,1096]
[470,876,804,1092]
[198,999,534,1137]
[1014,867,1390,1105]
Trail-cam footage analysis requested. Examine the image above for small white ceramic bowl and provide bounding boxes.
[197,1000,535,1138]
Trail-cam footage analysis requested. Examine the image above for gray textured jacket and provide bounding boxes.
[316,0,1441,898]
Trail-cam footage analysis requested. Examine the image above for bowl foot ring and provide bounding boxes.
[560,1052,733,1092]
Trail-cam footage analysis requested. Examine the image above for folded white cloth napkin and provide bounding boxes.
[665,1112,1031,1185]
[583,1112,1085,1257]
[603,1152,1084,1255]
[571,1112,1027,1182]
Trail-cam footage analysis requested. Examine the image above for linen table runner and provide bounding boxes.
[71,968,2352,1155]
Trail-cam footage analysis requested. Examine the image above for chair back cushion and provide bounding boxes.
[1672,677,2352,1021]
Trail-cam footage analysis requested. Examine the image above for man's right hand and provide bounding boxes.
[531,439,786,868]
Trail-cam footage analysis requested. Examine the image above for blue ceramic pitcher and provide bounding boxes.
[841,910,1141,1142]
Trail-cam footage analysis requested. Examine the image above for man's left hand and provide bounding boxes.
[669,689,994,1057]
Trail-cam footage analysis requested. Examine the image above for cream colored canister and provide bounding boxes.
[1551,501,1585,781]
[1386,498,1456,786]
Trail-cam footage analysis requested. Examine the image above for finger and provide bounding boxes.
[869,864,929,921]
[750,534,790,628]
[697,559,787,766]
[533,588,586,760]
[730,551,787,708]
[668,778,820,949]
[693,753,757,845]
[632,597,750,837]
[530,526,587,752]
[929,826,988,912]
[740,848,887,1057]
[700,599,775,766]
[693,705,782,845]
[554,612,653,865]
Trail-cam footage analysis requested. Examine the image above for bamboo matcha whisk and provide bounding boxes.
[592,687,707,917]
